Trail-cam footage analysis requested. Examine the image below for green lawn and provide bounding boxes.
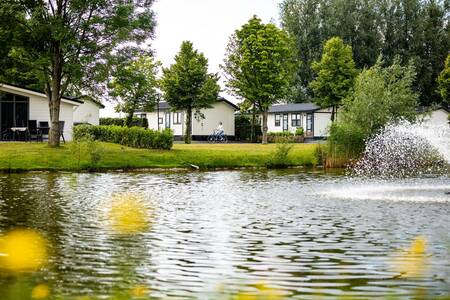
[0,142,319,172]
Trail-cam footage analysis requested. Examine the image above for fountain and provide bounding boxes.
[353,120,450,178]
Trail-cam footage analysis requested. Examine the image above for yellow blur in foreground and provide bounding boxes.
[392,236,428,278]
[107,193,152,234]
[131,284,149,297]
[0,228,48,272]
[31,284,50,299]
[235,283,283,300]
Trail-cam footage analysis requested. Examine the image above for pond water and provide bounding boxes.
[0,169,449,299]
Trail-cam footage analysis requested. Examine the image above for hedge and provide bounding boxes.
[99,117,148,128]
[73,125,173,150]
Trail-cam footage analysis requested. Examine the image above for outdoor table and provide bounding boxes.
[10,127,29,141]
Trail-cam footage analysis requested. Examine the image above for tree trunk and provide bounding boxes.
[125,113,134,127]
[251,109,256,143]
[184,106,192,144]
[48,41,63,147]
[330,105,336,122]
[261,110,269,144]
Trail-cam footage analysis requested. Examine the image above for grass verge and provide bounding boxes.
[0,142,319,172]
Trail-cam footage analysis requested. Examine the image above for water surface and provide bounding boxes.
[0,170,449,299]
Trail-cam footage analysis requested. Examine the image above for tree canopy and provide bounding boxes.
[0,0,156,146]
[222,16,296,144]
[438,54,450,103]
[108,53,160,127]
[309,37,358,121]
[280,0,449,105]
[160,41,220,144]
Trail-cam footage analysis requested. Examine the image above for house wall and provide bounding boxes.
[314,107,333,137]
[422,109,449,127]
[139,101,236,137]
[192,102,235,136]
[0,85,78,141]
[266,112,308,134]
[73,100,100,125]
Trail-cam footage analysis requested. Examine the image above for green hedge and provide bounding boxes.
[73,125,173,150]
[99,117,148,128]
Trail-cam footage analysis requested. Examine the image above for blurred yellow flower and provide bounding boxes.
[391,236,428,278]
[0,229,48,272]
[31,284,50,299]
[234,283,283,300]
[131,284,149,297]
[107,193,152,234]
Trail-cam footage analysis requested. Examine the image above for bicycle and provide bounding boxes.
[207,132,228,143]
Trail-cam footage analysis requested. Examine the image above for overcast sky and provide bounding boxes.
[101,0,282,117]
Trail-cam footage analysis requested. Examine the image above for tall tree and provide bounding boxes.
[0,0,156,146]
[160,41,220,144]
[309,37,358,121]
[280,0,449,106]
[108,53,160,127]
[438,54,450,103]
[222,16,296,144]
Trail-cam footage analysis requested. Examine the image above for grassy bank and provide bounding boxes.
[0,142,319,172]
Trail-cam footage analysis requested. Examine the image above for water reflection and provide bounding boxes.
[0,170,449,298]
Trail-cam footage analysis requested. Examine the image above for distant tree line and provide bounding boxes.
[280,0,450,106]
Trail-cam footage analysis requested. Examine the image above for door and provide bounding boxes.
[0,93,29,139]
[306,113,313,136]
[282,114,288,131]
[164,111,170,129]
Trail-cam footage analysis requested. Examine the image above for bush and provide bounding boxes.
[73,125,173,150]
[325,122,366,167]
[235,115,262,142]
[266,131,304,143]
[295,127,304,136]
[99,117,148,128]
[267,141,294,168]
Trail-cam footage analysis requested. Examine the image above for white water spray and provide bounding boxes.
[353,120,450,177]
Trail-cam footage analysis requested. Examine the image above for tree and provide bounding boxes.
[309,37,358,121]
[437,54,450,103]
[0,1,156,146]
[341,57,418,135]
[108,53,160,127]
[222,16,296,144]
[160,41,220,144]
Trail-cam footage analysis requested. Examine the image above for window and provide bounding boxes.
[158,117,163,125]
[291,113,301,127]
[173,112,181,124]
[274,114,280,126]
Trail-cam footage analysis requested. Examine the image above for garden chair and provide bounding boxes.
[38,121,50,141]
[59,121,65,143]
[28,120,43,142]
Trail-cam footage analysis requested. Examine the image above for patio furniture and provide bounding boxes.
[38,121,50,141]
[10,127,29,141]
[28,120,43,142]
[59,121,65,143]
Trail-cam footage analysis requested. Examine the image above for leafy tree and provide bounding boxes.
[437,54,450,103]
[108,53,160,127]
[222,16,296,144]
[160,41,220,144]
[309,37,358,121]
[341,57,418,135]
[280,0,449,106]
[0,1,156,146]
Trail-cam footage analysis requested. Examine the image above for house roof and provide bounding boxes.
[0,83,84,105]
[268,103,320,113]
[155,97,239,111]
[78,95,105,108]
[416,103,450,114]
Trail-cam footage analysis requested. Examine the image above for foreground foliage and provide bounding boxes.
[0,143,319,171]
[73,125,173,150]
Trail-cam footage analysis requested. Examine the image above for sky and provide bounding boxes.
[101,0,282,117]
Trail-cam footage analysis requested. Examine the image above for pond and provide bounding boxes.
[0,170,449,299]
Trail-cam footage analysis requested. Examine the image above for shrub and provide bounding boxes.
[295,127,304,136]
[267,140,294,168]
[235,115,262,142]
[73,125,173,150]
[99,117,148,128]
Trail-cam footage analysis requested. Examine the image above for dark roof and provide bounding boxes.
[416,103,450,113]
[268,103,319,113]
[78,95,105,108]
[0,82,84,104]
[156,97,238,110]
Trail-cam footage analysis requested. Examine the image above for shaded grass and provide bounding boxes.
[0,142,319,172]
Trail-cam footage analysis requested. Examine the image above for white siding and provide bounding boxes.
[0,85,79,141]
[266,112,308,134]
[73,100,100,125]
[192,102,235,136]
[314,108,333,137]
